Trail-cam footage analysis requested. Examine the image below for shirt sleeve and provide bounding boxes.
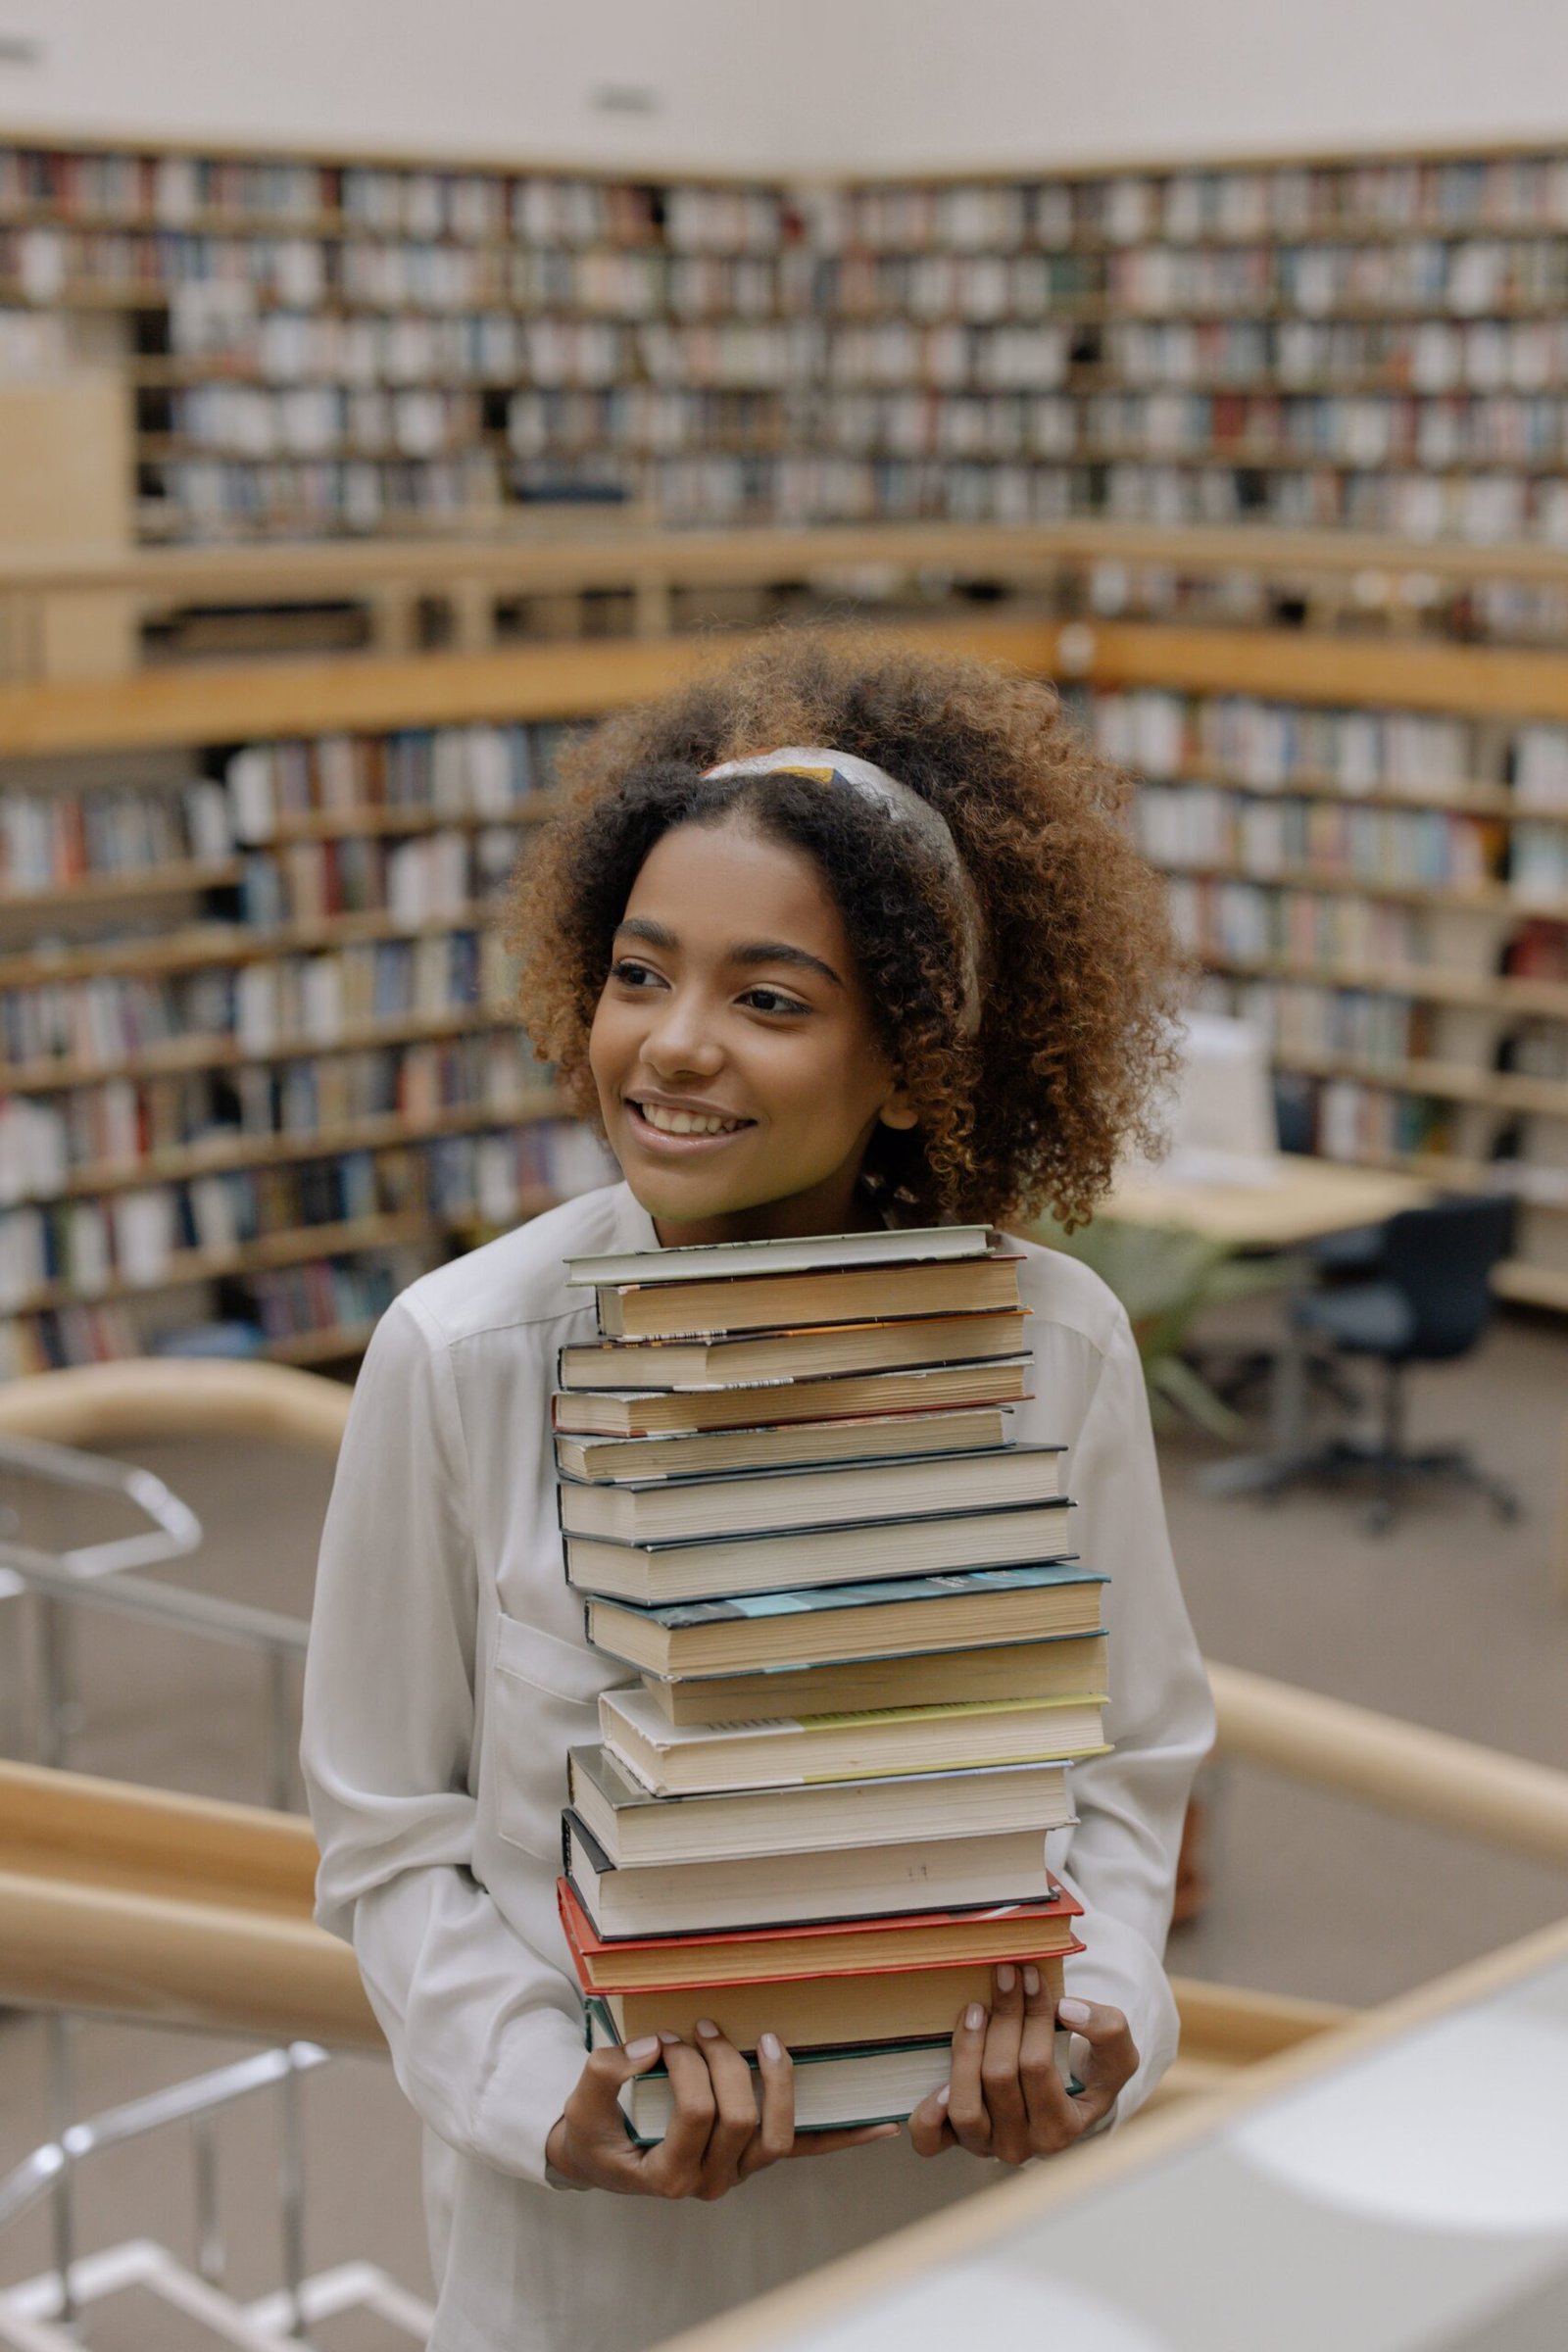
[300,1296,585,2189]
[1053,1305,1215,2121]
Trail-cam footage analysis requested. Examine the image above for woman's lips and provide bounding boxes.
[624,1099,756,1152]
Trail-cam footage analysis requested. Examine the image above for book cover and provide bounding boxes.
[564,1223,999,1290]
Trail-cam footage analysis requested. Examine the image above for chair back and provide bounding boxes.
[1377,1195,1517,1360]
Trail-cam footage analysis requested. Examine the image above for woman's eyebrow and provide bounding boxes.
[613,916,842,989]
[728,940,844,988]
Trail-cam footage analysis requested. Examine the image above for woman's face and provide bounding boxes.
[588,816,915,1245]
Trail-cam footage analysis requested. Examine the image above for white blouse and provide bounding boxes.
[301,1181,1214,2352]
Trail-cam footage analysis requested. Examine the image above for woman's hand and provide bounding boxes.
[546,2020,900,2199]
[907,1964,1137,2165]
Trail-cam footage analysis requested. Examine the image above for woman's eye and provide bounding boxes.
[611,958,662,988]
[741,987,808,1016]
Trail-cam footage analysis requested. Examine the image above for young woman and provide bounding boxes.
[302,630,1214,2352]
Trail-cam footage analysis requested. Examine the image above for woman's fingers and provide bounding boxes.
[979,1965,1030,2162]
[748,2031,797,2169]
[944,1996,994,2156]
[1018,1964,1075,2146]
[906,2082,956,2159]
[1057,1997,1139,2134]
[646,2035,719,2193]
[692,2021,762,2192]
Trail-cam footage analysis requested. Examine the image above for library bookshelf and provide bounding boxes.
[18,135,1568,545]
[3,603,1568,1378]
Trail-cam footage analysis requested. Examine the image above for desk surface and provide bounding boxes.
[1104,1155,1431,1250]
[665,1917,1568,2352]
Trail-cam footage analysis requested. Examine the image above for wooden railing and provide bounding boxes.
[10,515,1568,682]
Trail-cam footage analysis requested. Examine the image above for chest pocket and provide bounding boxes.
[488,1611,630,1862]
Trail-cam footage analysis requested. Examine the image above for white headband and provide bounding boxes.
[700,745,984,1036]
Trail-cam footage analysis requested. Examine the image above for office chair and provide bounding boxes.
[1284,1194,1522,1534]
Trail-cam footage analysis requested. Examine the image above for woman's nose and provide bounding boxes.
[641,993,724,1077]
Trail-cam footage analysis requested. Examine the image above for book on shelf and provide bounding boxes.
[565,1221,998,1291]
[558,1877,1077,2050]
[581,1560,1105,1680]
[584,1999,958,2141]
[557,1308,1030,1392]
[562,1811,1057,1938]
[634,1630,1110,1727]
[557,1442,1064,1544]
[563,1494,1075,1604]
[565,1742,1075,1868]
[552,1401,1014,1485]
[598,1681,1107,1796]
[551,1355,1030,1437]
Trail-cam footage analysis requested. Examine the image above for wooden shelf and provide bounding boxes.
[1195,950,1568,1019]
[0,903,498,991]
[1269,1043,1568,1115]
[0,857,243,912]
[259,795,564,844]
[26,1089,563,1205]
[0,1005,520,1096]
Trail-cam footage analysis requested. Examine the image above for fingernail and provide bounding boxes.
[625,2035,661,2059]
[937,2084,951,2108]
[965,2002,987,2032]
[657,2030,682,2044]
[695,2017,719,2039]
[996,1964,1016,1993]
[1023,1966,1041,1996]
[760,2033,782,2061]
[1057,1998,1092,2028]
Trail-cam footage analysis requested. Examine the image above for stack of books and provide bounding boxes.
[552,1222,1110,2143]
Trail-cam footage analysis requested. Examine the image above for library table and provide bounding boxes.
[662,1914,1568,2352]
[1102,1154,1431,1494]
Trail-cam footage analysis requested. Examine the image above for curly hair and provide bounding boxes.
[508,627,1182,1229]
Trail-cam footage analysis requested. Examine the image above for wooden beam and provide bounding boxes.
[0,613,1059,755]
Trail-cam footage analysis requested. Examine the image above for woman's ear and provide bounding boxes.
[878,1084,918,1134]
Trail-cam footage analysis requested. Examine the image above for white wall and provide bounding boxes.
[2,0,1568,172]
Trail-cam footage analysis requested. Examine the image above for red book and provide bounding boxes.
[557,1876,1082,1993]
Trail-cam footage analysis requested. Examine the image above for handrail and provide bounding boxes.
[0,1359,351,1456]
[1208,1660,1568,1869]
[0,2042,329,2235]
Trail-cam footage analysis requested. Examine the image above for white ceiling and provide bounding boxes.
[2,0,1568,172]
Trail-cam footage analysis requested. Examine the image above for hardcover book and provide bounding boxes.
[557,1443,1065,1546]
[565,1741,1075,1867]
[599,1682,1108,1796]
[590,1250,1022,1341]
[564,1224,999,1291]
[636,1631,1110,1727]
[557,1309,1029,1392]
[563,1496,1076,1604]
[553,1402,1013,1485]
[550,1355,1030,1437]
[581,1560,1105,1679]
[561,1810,1057,1937]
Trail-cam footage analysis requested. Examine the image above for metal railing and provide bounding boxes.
[0,1397,332,2346]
